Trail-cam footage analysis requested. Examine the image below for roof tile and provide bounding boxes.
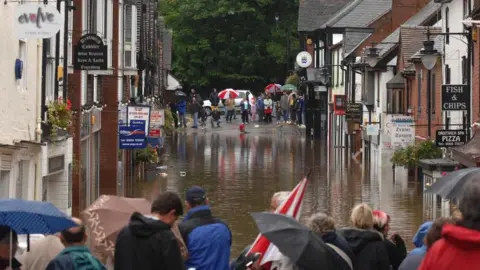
[399,26,440,67]
[298,0,353,32]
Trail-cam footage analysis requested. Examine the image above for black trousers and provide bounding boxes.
[242,110,249,123]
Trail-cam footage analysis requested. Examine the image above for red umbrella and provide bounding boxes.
[247,177,309,267]
[218,88,239,99]
[265,84,282,93]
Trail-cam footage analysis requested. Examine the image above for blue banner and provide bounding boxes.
[119,124,146,149]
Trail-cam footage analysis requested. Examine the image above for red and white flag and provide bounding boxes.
[247,177,308,268]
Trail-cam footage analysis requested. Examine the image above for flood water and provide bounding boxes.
[138,132,432,257]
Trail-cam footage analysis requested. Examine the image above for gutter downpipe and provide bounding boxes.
[35,38,43,200]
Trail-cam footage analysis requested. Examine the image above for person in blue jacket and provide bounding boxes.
[179,186,232,270]
[176,99,187,128]
[256,95,264,122]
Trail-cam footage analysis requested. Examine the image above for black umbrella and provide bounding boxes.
[426,168,480,200]
[250,212,333,270]
[175,90,187,97]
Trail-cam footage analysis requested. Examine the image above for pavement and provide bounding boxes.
[174,117,307,136]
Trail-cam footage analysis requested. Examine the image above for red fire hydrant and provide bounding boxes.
[239,123,246,133]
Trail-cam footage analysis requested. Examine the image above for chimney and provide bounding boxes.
[391,0,431,30]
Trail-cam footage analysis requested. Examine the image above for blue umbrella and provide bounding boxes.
[0,199,77,234]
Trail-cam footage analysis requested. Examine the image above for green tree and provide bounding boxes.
[160,0,299,90]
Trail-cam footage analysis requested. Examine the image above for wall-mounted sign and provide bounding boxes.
[150,109,165,127]
[149,128,161,137]
[345,103,362,123]
[436,130,467,147]
[15,4,64,39]
[442,84,470,111]
[127,105,151,135]
[48,155,65,174]
[119,120,146,149]
[295,51,312,68]
[73,34,108,70]
[333,95,345,115]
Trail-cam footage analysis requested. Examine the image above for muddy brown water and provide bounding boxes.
[136,132,430,257]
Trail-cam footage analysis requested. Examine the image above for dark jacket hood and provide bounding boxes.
[338,228,384,253]
[128,212,171,237]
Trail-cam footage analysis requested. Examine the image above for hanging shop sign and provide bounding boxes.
[345,103,362,123]
[15,4,64,39]
[385,115,415,148]
[73,33,108,70]
[295,51,312,68]
[150,109,165,127]
[333,95,345,115]
[441,84,470,111]
[435,130,467,148]
[366,124,379,136]
[119,120,146,149]
[127,105,151,135]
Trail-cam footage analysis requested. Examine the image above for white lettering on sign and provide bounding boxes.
[445,85,464,94]
[442,103,467,110]
[127,106,151,134]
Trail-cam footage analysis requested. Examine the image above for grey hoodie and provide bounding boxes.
[280,95,289,110]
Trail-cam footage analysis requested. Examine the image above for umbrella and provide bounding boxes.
[265,84,282,93]
[248,176,309,266]
[426,168,480,200]
[218,88,239,99]
[81,195,151,256]
[250,212,332,270]
[281,84,297,91]
[0,199,76,234]
[175,90,187,97]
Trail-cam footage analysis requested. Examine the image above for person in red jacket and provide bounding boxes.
[419,178,480,270]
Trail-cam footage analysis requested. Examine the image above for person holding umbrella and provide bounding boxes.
[0,226,21,270]
[46,217,106,270]
[176,98,187,128]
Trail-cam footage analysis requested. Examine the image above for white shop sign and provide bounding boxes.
[15,4,64,39]
[385,115,415,148]
[127,105,151,134]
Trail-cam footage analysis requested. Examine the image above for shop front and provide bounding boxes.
[80,108,102,210]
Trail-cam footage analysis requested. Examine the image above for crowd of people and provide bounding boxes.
[167,89,306,129]
[1,179,480,270]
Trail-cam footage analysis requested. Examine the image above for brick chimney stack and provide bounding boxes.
[391,0,431,30]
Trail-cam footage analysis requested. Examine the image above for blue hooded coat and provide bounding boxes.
[398,221,433,270]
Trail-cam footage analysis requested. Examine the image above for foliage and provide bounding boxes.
[163,108,175,135]
[47,97,72,138]
[391,140,443,168]
[160,0,300,90]
[285,73,299,85]
[135,148,158,164]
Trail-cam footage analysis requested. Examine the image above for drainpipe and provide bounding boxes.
[35,39,43,201]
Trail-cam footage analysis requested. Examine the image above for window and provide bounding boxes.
[86,0,97,33]
[445,7,450,44]
[462,56,468,84]
[431,72,436,114]
[18,40,27,90]
[340,48,344,86]
[445,64,451,84]
[0,171,10,198]
[387,90,404,114]
[336,50,340,87]
[464,0,469,18]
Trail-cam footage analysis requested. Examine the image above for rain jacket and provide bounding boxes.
[256,98,264,110]
[397,222,433,270]
[338,228,390,270]
[179,205,232,270]
[46,246,105,270]
[280,95,289,111]
[176,100,187,114]
[383,235,407,270]
[320,231,355,270]
[209,92,220,106]
[419,223,480,270]
[114,212,184,270]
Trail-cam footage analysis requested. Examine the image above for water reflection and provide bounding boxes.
[136,133,431,256]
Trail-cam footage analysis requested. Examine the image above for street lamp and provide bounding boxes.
[419,28,440,138]
[365,47,379,68]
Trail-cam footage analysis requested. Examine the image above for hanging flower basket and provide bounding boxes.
[46,97,72,138]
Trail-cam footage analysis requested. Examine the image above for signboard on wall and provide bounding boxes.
[385,115,415,148]
[127,105,151,134]
[119,120,146,149]
[150,109,165,127]
[333,95,346,115]
[73,33,108,70]
[48,155,65,175]
[442,84,469,111]
[436,130,467,147]
[345,103,362,123]
[15,4,64,39]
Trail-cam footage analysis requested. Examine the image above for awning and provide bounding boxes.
[166,73,182,91]
[452,131,480,167]
[386,73,405,90]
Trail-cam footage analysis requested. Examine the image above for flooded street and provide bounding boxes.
[137,132,428,256]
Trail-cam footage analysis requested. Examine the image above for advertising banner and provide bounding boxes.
[127,105,151,134]
[119,120,146,149]
[15,4,64,39]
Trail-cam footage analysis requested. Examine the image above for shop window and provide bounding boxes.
[387,89,404,114]
[0,171,10,198]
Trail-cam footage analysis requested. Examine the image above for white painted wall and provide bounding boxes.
[442,0,468,128]
[0,5,42,145]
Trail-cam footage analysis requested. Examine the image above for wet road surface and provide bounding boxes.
[136,123,432,256]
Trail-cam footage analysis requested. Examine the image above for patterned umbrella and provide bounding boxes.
[218,88,239,99]
[0,199,76,234]
[281,84,297,91]
[81,195,152,256]
[265,84,282,93]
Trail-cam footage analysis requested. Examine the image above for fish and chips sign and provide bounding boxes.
[385,115,415,149]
